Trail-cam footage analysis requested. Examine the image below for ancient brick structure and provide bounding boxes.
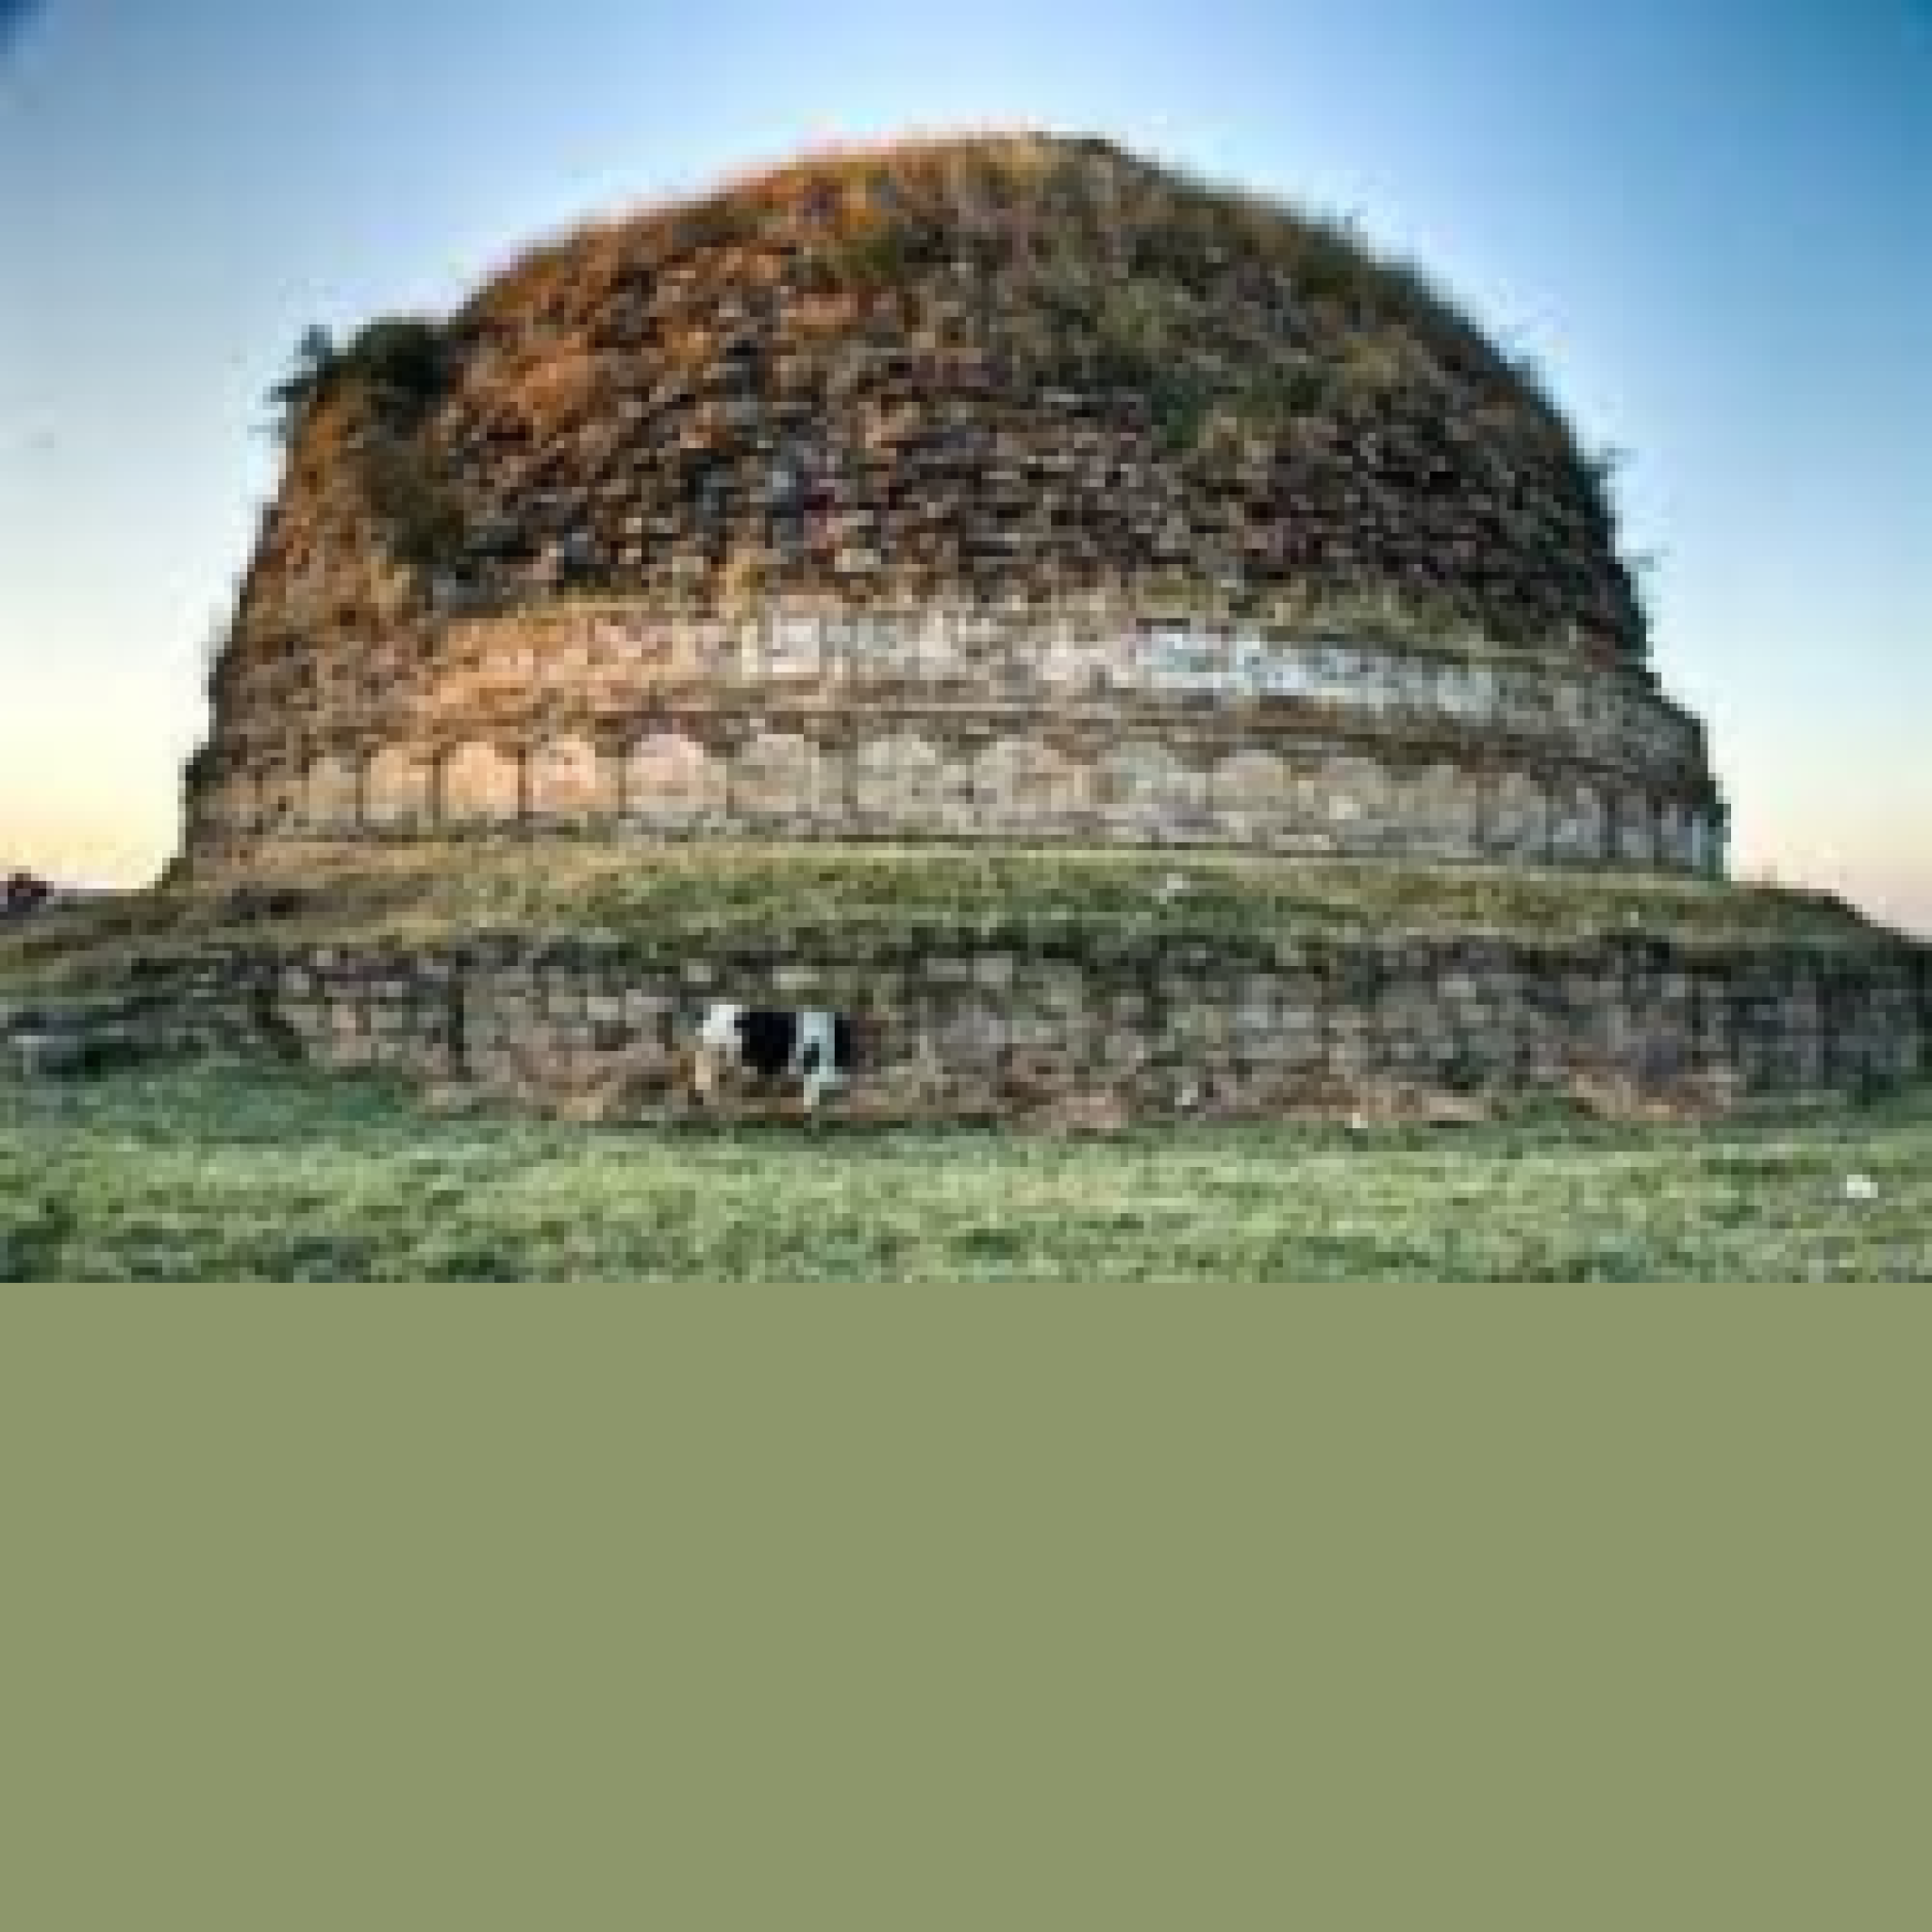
[11,928,1924,1123]
[188,135,1724,873]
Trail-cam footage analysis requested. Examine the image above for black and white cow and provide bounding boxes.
[693,1001,854,1113]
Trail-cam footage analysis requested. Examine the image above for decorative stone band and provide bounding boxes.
[192,601,1725,873]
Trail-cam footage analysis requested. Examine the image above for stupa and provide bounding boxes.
[186,134,1724,875]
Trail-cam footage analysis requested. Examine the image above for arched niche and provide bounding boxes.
[852,731,946,821]
[1401,760,1481,858]
[441,740,524,824]
[1613,791,1657,866]
[1209,749,1289,823]
[1548,779,1607,862]
[731,729,829,818]
[1316,754,1397,841]
[527,734,611,821]
[305,751,363,832]
[1657,798,1696,871]
[1489,771,1548,859]
[625,730,727,819]
[364,743,436,828]
[972,736,1086,822]
[1098,741,1206,820]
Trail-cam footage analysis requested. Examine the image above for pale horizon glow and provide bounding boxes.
[4,0,1927,932]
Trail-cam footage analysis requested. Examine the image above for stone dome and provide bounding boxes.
[187,133,1724,873]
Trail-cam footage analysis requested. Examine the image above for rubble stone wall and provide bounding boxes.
[92,929,1925,1120]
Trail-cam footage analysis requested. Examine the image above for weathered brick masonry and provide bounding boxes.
[71,930,1926,1121]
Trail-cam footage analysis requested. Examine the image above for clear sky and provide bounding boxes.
[4,0,1927,928]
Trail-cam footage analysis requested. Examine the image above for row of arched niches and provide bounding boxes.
[192,606,1726,872]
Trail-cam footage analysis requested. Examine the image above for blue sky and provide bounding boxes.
[4,0,1927,927]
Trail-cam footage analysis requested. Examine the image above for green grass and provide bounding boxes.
[5,1058,1926,1281]
[0,841,1887,996]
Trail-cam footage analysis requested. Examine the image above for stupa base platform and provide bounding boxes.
[5,842,1924,1124]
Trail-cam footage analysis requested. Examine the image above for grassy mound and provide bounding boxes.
[0,841,1892,997]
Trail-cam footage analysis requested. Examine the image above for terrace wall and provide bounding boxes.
[58,926,1925,1123]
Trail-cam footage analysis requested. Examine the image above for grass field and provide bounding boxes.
[4,1057,1926,1281]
